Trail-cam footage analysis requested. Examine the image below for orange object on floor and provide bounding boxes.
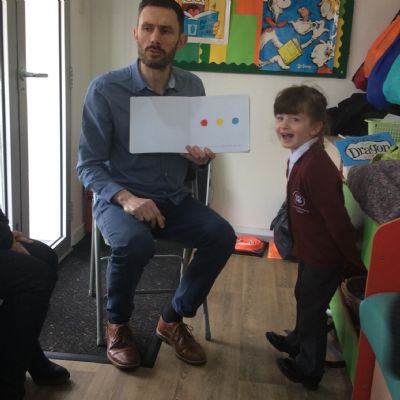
[267,240,282,259]
[234,236,267,257]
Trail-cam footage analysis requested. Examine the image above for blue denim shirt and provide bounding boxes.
[77,60,205,204]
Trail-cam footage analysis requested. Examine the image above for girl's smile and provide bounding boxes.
[275,113,322,151]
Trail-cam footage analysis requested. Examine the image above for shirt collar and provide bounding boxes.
[288,137,319,177]
[131,59,176,93]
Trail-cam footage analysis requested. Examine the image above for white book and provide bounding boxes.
[129,95,250,154]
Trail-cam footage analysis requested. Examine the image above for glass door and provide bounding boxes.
[2,0,70,256]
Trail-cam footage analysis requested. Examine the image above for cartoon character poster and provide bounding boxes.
[259,0,340,74]
[175,0,231,44]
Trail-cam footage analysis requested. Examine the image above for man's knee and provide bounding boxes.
[205,216,236,252]
[111,232,156,265]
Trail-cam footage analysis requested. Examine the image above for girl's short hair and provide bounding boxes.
[274,85,330,135]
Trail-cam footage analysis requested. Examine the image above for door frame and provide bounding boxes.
[2,0,71,258]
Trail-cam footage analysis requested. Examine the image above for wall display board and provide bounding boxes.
[174,0,353,78]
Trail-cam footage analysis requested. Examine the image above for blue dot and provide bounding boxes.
[232,117,239,125]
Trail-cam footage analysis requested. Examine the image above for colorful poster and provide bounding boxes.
[174,0,352,78]
[175,0,231,44]
[258,0,340,74]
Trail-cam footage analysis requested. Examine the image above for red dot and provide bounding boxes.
[200,119,208,127]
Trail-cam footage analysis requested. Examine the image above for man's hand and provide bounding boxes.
[112,189,165,229]
[13,230,34,245]
[184,145,215,165]
[11,231,33,255]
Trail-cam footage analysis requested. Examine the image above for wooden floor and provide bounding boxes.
[25,254,352,400]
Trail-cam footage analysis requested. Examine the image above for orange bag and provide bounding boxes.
[363,15,400,78]
[234,236,267,256]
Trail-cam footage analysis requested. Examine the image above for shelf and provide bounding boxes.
[331,184,400,399]
[330,289,359,383]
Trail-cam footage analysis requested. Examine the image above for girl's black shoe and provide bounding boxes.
[265,331,298,358]
[276,358,323,391]
[28,360,70,386]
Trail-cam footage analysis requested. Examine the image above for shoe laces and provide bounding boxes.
[173,322,195,342]
[110,324,134,347]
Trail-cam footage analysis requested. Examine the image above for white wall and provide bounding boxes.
[69,0,400,244]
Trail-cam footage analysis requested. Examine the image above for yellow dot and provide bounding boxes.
[216,118,224,126]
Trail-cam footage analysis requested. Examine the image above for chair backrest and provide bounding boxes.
[188,163,211,206]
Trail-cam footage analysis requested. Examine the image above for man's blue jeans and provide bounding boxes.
[94,195,236,324]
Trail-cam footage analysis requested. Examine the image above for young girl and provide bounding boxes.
[266,85,365,390]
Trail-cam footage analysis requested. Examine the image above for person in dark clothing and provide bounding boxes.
[0,208,70,400]
[265,85,365,390]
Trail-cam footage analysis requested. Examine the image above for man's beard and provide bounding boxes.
[138,44,178,70]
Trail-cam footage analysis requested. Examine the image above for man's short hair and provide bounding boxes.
[138,0,185,34]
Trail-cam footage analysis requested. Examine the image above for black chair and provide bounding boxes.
[88,164,212,346]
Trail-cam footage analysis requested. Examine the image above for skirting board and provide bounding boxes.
[71,223,86,246]
[234,226,273,242]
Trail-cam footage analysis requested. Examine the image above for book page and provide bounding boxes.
[129,97,190,153]
[189,95,250,152]
[129,95,250,154]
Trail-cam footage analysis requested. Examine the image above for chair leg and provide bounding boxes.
[202,299,211,341]
[89,222,96,297]
[94,219,106,346]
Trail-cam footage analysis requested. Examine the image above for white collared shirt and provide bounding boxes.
[288,137,319,177]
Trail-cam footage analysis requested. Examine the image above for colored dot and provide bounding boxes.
[216,118,224,126]
[232,117,239,125]
[200,119,208,127]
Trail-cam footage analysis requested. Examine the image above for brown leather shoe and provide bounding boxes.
[156,316,206,365]
[106,322,141,369]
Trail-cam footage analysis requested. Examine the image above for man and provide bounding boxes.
[77,0,236,370]
[0,208,70,400]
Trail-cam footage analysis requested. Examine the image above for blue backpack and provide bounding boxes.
[367,35,400,110]
[383,53,400,105]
